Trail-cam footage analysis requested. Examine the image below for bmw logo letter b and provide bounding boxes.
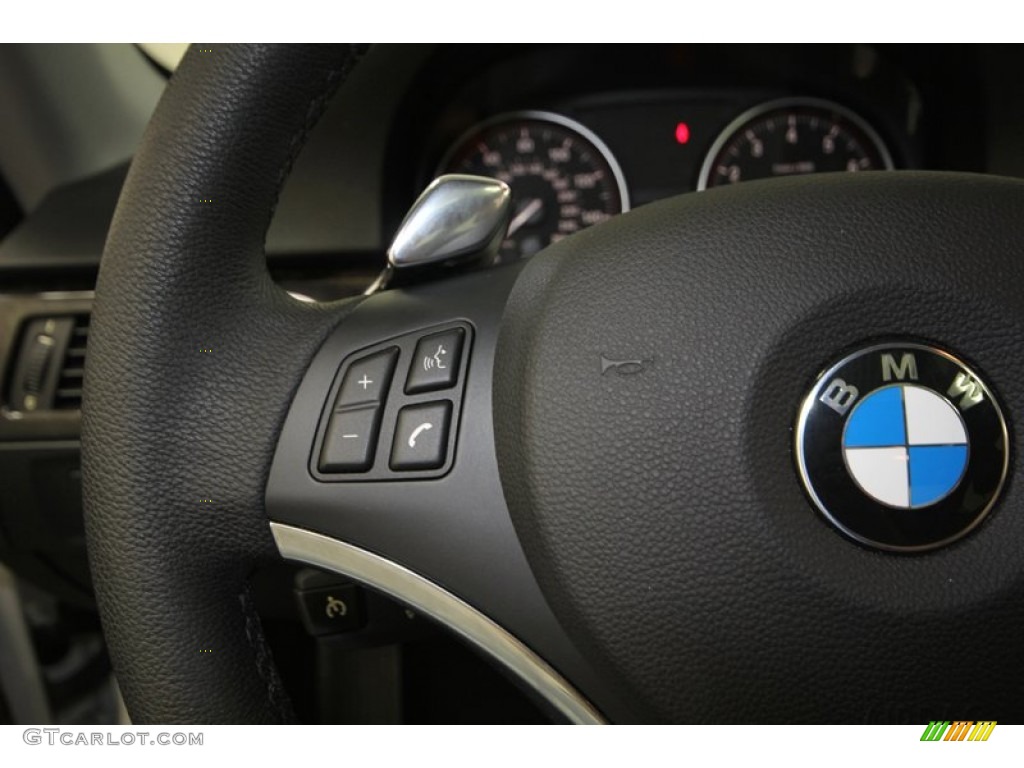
[796,343,1008,551]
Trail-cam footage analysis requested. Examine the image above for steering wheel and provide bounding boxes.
[82,44,1024,723]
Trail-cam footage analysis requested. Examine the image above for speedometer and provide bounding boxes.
[697,98,894,190]
[439,111,629,265]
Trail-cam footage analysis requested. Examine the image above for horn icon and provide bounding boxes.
[601,355,651,375]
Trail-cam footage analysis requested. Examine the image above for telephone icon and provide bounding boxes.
[408,422,433,448]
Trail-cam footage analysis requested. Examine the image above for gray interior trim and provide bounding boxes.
[0,290,94,301]
[0,44,164,212]
[270,522,606,724]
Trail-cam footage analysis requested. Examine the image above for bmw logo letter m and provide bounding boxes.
[796,343,1009,551]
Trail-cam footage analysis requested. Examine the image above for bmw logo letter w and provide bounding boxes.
[796,343,1009,551]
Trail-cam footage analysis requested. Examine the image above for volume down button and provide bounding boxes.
[318,407,381,472]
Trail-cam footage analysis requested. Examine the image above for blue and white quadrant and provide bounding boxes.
[842,385,968,509]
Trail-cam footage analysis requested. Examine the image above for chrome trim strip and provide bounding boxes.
[270,522,606,724]
[0,290,95,301]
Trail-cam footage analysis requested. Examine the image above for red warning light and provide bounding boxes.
[674,122,691,145]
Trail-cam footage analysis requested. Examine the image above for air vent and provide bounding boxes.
[54,314,89,410]
[7,314,89,412]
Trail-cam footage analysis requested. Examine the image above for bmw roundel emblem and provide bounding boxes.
[795,343,1009,551]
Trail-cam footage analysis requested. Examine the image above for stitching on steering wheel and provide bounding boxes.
[270,44,371,221]
[231,44,371,723]
[239,588,294,723]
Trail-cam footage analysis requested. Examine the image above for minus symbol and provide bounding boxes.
[342,434,358,439]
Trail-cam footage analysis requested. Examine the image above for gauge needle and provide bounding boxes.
[506,198,544,237]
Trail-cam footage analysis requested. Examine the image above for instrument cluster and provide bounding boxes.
[387,46,962,266]
[433,93,902,262]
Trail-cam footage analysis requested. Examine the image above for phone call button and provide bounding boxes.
[390,401,453,471]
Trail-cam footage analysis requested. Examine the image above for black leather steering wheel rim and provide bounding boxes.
[83,44,366,723]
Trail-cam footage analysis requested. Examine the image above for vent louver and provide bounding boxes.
[53,314,89,410]
[7,313,91,413]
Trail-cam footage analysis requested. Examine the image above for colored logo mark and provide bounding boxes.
[842,385,968,509]
[920,721,996,742]
[796,343,1008,551]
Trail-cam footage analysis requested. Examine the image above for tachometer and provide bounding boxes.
[439,111,629,264]
[697,98,894,190]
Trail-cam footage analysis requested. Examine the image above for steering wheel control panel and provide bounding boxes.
[311,323,471,482]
